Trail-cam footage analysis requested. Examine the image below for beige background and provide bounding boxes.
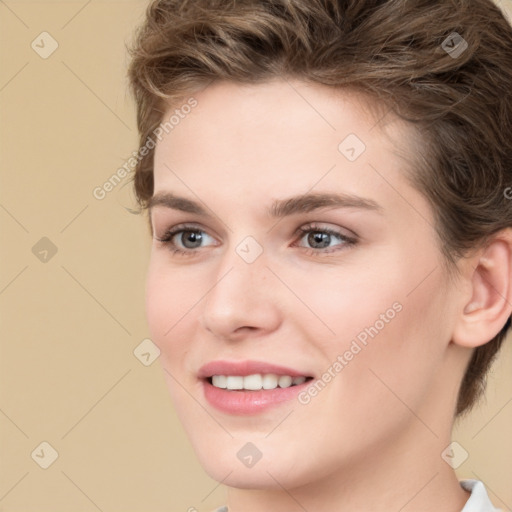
[0,1,511,511]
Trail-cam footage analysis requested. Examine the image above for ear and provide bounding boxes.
[452,228,512,348]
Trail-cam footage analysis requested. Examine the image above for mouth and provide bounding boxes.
[204,374,315,391]
[197,360,316,414]
[201,374,315,415]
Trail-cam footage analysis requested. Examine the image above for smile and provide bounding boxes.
[209,374,311,390]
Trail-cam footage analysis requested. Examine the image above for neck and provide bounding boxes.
[224,422,471,512]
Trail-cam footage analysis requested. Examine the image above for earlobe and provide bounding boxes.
[452,229,512,348]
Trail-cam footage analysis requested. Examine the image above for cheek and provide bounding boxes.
[341,274,450,420]
[302,247,449,398]
[291,258,404,350]
[144,257,200,352]
[145,262,169,347]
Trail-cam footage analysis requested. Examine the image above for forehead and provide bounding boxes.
[151,79,422,217]
[154,79,392,165]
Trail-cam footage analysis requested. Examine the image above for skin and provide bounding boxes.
[145,79,512,512]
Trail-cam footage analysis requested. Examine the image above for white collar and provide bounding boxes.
[460,479,502,512]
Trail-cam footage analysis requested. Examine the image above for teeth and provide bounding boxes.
[210,374,309,390]
[226,376,244,390]
[262,374,278,389]
[211,375,227,388]
[243,374,262,390]
[278,375,292,388]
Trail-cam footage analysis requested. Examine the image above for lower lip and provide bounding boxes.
[202,378,313,415]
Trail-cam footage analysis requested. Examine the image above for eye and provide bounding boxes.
[294,223,357,255]
[154,224,217,256]
[154,222,357,257]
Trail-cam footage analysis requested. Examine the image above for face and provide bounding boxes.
[146,79,463,490]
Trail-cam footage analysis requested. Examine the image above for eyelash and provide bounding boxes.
[154,223,357,258]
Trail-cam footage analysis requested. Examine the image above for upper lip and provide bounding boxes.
[198,360,313,379]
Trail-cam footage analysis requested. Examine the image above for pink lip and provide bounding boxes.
[202,378,313,415]
[197,360,314,415]
[197,359,312,379]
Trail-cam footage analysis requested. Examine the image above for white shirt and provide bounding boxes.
[460,479,502,512]
[212,479,501,512]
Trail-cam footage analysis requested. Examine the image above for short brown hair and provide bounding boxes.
[127,0,512,418]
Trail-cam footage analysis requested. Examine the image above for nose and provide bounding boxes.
[200,243,281,341]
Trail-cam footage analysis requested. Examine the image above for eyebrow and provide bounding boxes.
[148,191,383,218]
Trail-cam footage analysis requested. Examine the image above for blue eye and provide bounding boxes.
[155,223,357,257]
[155,225,216,255]
[294,224,357,255]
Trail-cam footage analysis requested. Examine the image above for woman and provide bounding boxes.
[127,0,512,510]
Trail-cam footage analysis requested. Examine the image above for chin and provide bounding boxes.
[204,464,294,490]
[194,444,311,490]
